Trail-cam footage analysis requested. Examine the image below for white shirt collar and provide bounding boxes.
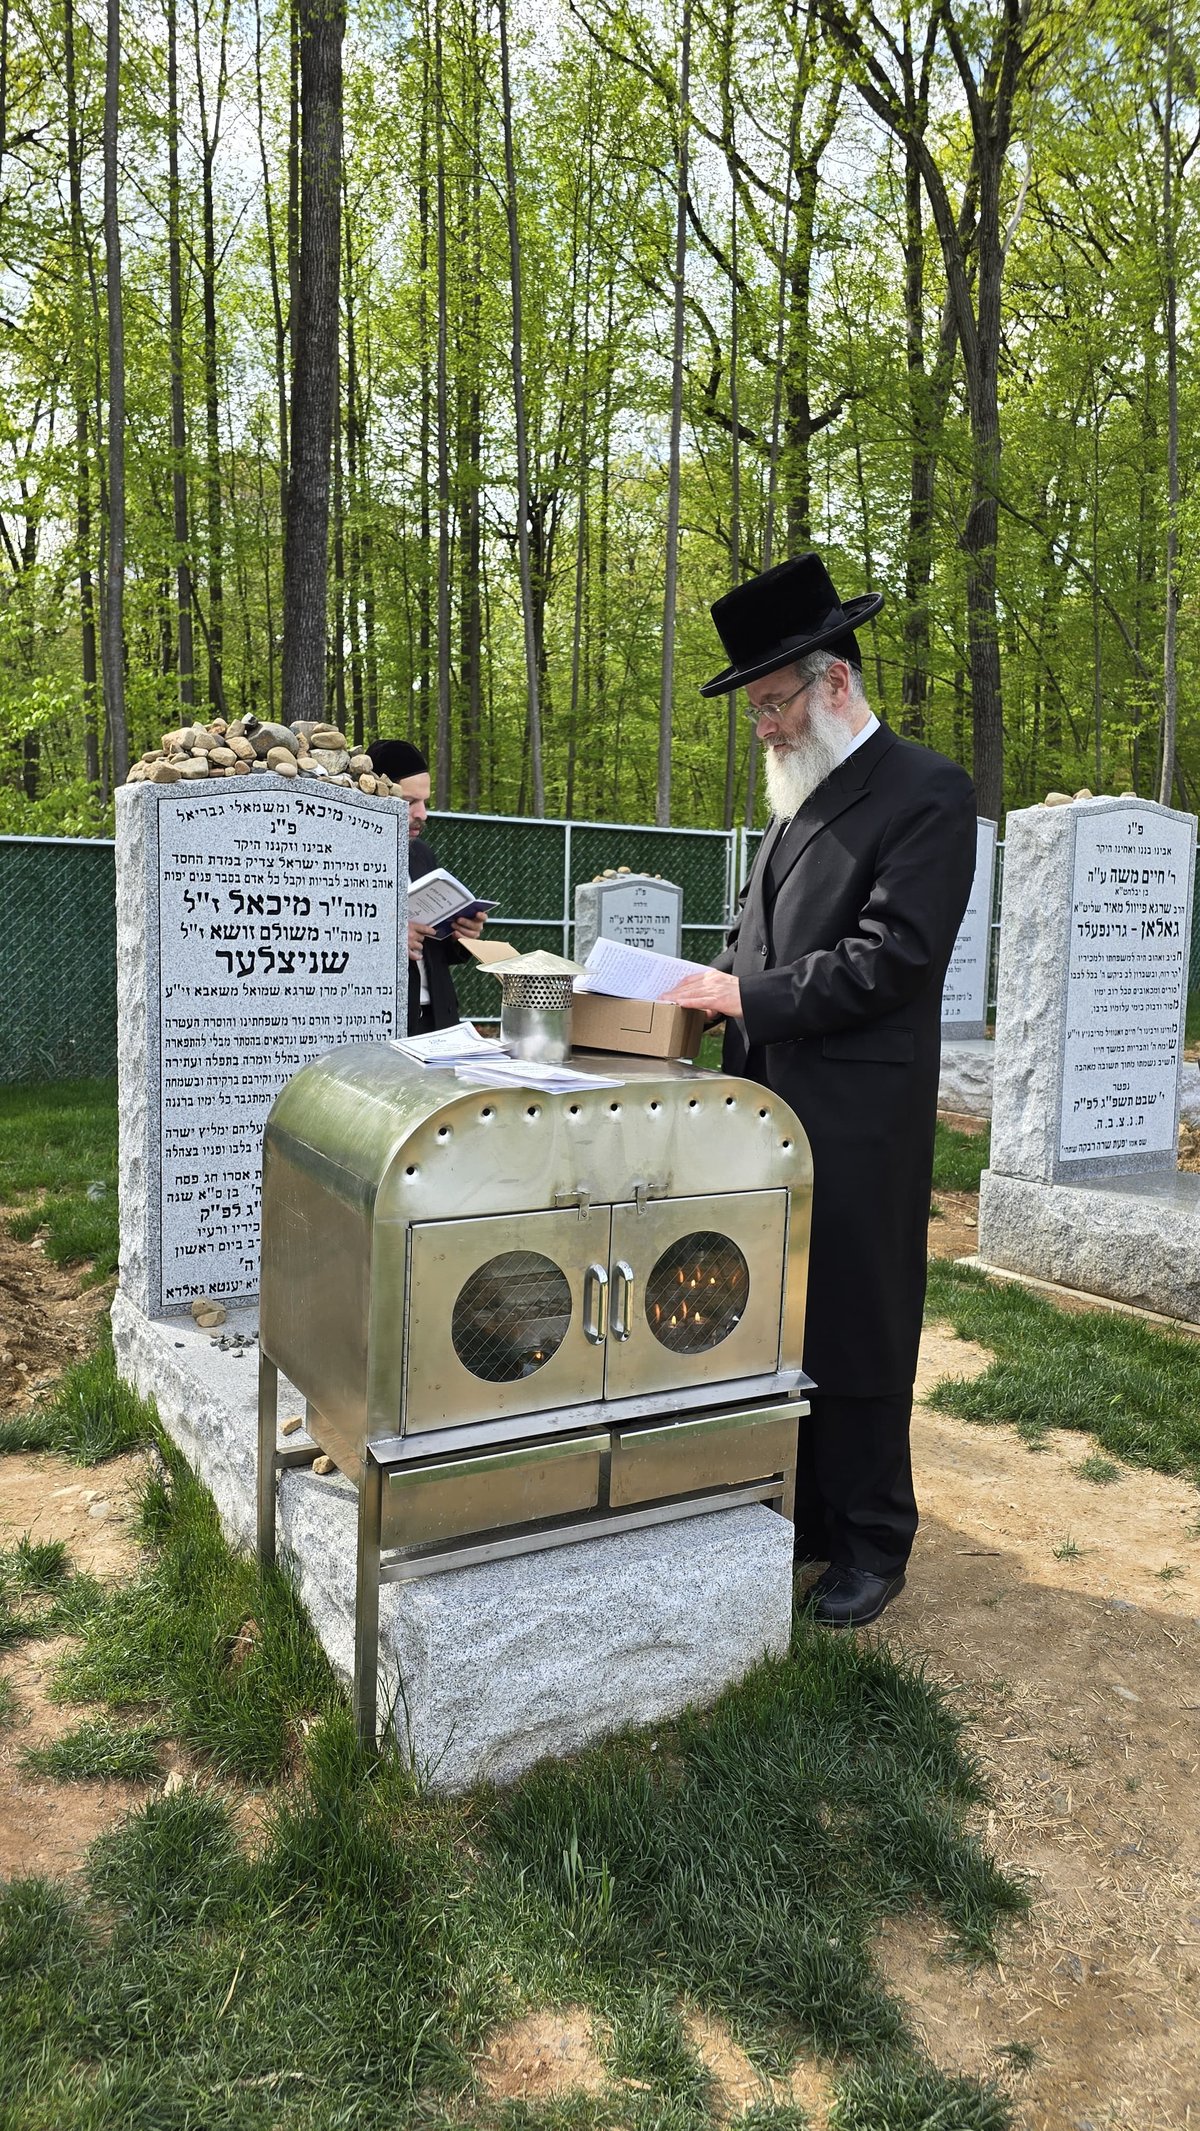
[839,710,880,763]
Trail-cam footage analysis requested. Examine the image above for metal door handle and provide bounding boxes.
[582,1263,609,1343]
[610,1260,634,1340]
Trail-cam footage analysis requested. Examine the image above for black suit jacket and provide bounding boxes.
[718,723,976,1396]
[407,835,470,1032]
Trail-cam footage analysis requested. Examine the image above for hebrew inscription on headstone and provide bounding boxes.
[988,795,1197,1187]
[117,781,406,1313]
[574,873,683,963]
[1057,805,1194,1170]
[941,818,998,1039]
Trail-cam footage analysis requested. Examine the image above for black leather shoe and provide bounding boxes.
[802,1564,906,1628]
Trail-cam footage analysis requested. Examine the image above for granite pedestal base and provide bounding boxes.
[939,1039,995,1120]
[976,1168,1200,1324]
[111,1291,794,1792]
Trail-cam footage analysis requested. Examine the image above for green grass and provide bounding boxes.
[1187,992,1200,1048]
[1074,1453,1123,1486]
[2,1394,1023,2126]
[0,1318,153,1462]
[54,1434,342,1782]
[0,1637,1025,2131]
[22,1718,165,1782]
[931,1120,990,1194]
[0,1078,118,1278]
[925,1259,1200,1481]
[0,1533,76,1651]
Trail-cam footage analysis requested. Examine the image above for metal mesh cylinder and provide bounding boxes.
[498,971,576,1012]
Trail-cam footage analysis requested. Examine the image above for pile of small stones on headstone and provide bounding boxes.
[123,716,397,795]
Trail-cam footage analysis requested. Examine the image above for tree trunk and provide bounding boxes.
[168,0,195,708]
[657,0,691,827]
[344,194,365,749]
[192,0,230,712]
[818,0,1031,820]
[102,0,128,784]
[281,0,345,725]
[65,0,100,784]
[497,0,544,813]
[255,0,289,546]
[460,55,483,811]
[1158,0,1179,806]
[416,49,432,758]
[433,0,452,805]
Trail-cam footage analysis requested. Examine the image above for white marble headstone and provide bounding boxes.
[116,780,407,1314]
[574,873,683,963]
[941,818,998,1039]
[989,797,1196,1184]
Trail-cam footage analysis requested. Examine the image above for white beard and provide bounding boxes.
[761,699,852,820]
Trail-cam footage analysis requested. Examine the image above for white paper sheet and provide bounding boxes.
[452,1057,622,1092]
[389,1021,510,1065]
[573,938,710,1001]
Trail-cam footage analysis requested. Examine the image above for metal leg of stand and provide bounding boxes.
[353,1455,383,1746]
[257,1349,279,1568]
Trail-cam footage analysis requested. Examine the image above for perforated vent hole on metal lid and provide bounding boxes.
[499,971,577,1012]
[645,1231,749,1354]
[451,1251,573,1382]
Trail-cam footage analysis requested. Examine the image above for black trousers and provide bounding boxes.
[792,1390,917,1576]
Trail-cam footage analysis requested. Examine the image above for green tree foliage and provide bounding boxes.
[0,0,1195,829]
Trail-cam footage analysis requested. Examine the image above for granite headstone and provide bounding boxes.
[989,797,1195,1185]
[941,818,998,1039]
[574,873,682,963]
[977,795,1200,1322]
[116,780,407,1314]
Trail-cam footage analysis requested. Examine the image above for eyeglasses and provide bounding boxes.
[742,678,815,724]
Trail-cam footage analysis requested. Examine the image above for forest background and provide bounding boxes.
[0,0,1196,842]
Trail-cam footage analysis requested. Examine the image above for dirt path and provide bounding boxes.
[0,1449,151,1877]
[878,1328,1200,2131]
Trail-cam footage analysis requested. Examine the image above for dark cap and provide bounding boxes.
[367,739,429,781]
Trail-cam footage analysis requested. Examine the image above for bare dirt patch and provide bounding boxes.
[0,1219,111,1415]
[682,2010,833,2124]
[476,2006,609,2102]
[0,1449,151,1879]
[929,1187,982,1263]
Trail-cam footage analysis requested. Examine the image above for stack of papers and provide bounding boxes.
[573,939,710,1000]
[453,1057,622,1093]
[390,1022,511,1067]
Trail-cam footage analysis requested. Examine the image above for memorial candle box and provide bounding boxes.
[570,990,705,1061]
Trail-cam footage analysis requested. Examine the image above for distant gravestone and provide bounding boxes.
[574,873,683,963]
[978,796,1200,1322]
[990,798,1195,1184]
[116,780,407,1314]
[941,819,998,1039]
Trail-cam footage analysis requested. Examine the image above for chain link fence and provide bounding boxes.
[3,815,1197,1084]
[1,816,754,1082]
[1,837,119,1082]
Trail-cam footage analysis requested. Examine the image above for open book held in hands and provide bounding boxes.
[407,867,498,939]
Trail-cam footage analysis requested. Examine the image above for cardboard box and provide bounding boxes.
[570,990,705,1062]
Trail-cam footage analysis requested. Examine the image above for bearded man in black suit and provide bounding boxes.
[666,555,977,1627]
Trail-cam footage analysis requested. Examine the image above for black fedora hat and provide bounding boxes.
[700,553,884,698]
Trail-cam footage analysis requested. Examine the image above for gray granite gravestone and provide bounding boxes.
[574,872,683,963]
[115,779,407,1314]
[111,785,791,1788]
[976,796,1200,1320]
[941,818,998,1040]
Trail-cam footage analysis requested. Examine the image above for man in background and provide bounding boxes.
[367,739,486,1033]
[666,554,976,1628]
